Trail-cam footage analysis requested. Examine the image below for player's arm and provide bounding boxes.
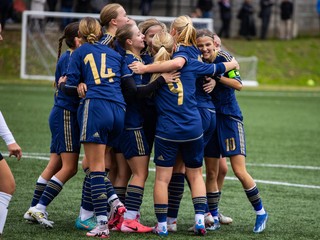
[58,76,79,96]
[0,111,22,160]
[121,72,179,101]
[128,57,186,74]
[221,57,239,72]
[215,70,243,91]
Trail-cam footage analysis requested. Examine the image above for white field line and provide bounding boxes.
[7,153,320,190]
[238,162,320,170]
[239,91,320,98]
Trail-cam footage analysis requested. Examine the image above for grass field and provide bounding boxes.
[0,81,320,239]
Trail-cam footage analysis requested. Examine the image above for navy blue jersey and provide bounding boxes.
[100,32,114,46]
[140,49,153,85]
[100,32,126,56]
[174,45,213,109]
[211,50,243,119]
[195,76,215,108]
[66,42,130,108]
[155,58,225,141]
[174,44,202,60]
[122,51,145,128]
[54,50,80,112]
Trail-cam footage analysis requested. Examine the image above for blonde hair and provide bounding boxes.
[79,17,101,44]
[170,15,197,46]
[100,3,123,28]
[138,18,167,35]
[150,31,175,82]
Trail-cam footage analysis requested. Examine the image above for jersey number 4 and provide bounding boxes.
[84,53,116,85]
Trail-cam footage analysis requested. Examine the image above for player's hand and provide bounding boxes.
[128,61,146,74]
[7,142,22,161]
[161,71,180,83]
[231,57,240,70]
[77,83,87,98]
[58,76,67,87]
[203,76,216,93]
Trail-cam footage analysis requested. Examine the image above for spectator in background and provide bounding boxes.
[74,0,91,13]
[46,0,58,26]
[259,0,273,40]
[197,0,214,18]
[0,0,13,30]
[60,0,74,31]
[280,0,293,40]
[140,0,153,16]
[91,0,108,13]
[218,0,232,38]
[237,0,256,40]
[30,0,46,32]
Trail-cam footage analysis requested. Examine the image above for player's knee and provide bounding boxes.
[5,180,16,195]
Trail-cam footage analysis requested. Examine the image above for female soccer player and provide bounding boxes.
[0,111,22,236]
[139,28,238,236]
[75,3,130,231]
[198,29,268,234]
[113,23,158,233]
[138,18,167,153]
[65,16,129,238]
[129,15,236,232]
[66,16,175,238]
[24,22,82,228]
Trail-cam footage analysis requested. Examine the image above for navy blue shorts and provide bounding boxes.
[119,128,150,159]
[49,106,81,154]
[198,107,216,149]
[154,136,204,168]
[205,114,246,158]
[78,99,125,145]
[142,104,157,153]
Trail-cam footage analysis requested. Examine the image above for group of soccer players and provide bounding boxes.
[21,3,268,238]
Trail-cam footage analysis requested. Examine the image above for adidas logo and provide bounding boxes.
[97,193,107,200]
[157,155,164,161]
[93,132,100,138]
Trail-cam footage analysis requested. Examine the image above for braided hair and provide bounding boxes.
[57,21,79,62]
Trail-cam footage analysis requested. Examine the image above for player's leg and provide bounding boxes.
[75,156,96,231]
[183,138,207,236]
[112,151,131,205]
[217,157,233,224]
[221,115,268,233]
[230,155,268,233]
[84,143,110,238]
[204,156,221,230]
[24,153,61,223]
[153,138,178,236]
[153,165,173,236]
[203,126,221,230]
[0,155,15,235]
[121,155,152,233]
[167,155,185,232]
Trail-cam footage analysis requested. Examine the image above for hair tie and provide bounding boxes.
[185,23,189,27]
[160,45,165,49]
